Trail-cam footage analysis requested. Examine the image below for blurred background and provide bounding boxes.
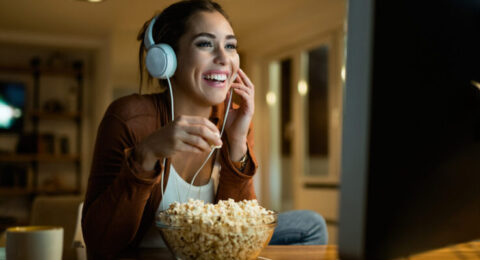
[0,0,347,250]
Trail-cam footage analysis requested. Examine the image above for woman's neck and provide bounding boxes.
[174,101,212,118]
[171,86,212,118]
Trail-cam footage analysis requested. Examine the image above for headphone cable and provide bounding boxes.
[161,77,233,208]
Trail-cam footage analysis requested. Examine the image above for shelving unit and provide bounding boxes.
[0,57,84,196]
[0,154,80,163]
[31,111,82,120]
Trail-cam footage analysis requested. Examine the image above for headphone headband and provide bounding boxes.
[144,15,158,50]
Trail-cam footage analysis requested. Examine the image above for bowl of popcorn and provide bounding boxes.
[156,199,277,260]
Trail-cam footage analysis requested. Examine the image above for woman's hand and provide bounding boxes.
[135,116,222,171]
[225,68,255,161]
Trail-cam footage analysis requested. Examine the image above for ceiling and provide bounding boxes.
[0,0,326,39]
[0,0,346,87]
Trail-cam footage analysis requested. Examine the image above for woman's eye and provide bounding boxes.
[225,43,237,50]
[195,41,213,48]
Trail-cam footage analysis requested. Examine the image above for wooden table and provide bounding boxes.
[260,245,337,259]
[1,240,478,259]
[119,245,337,260]
[401,241,480,260]
[119,241,480,259]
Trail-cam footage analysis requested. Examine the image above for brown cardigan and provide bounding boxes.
[81,93,257,259]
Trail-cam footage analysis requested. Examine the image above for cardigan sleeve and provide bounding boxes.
[81,113,162,259]
[215,121,258,202]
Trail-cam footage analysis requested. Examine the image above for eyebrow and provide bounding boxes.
[192,32,237,41]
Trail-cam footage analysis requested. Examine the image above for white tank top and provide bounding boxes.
[140,159,220,248]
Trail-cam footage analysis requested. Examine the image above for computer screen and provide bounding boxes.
[338,0,480,259]
[0,81,25,133]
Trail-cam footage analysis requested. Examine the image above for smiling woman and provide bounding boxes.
[80,0,327,259]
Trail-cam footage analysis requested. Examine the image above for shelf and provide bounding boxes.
[0,65,32,74]
[0,187,32,195]
[34,188,80,195]
[0,64,82,77]
[301,176,340,189]
[0,217,28,230]
[0,187,80,196]
[36,154,81,162]
[0,56,84,208]
[31,111,82,120]
[0,154,80,162]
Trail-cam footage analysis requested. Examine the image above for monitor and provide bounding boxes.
[338,0,480,259]
[0,81,25,133]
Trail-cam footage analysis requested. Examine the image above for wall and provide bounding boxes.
[242,1,345,196]
[237,0,347,244]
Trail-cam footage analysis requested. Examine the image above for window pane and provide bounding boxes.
[306,46,329,176]
[281,59,292,156]
[280,58,293,210]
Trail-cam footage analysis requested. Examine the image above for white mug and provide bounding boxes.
[6,226,63,260]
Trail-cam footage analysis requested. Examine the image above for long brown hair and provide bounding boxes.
[137,0,230,94]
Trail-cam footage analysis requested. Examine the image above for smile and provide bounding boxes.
[203,74,227,81]
[202,71,229,88]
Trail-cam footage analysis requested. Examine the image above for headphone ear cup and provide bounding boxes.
[145,43,177,79]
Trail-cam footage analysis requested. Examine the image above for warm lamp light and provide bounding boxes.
[266,91,277,106]
[298,80,308,96]
[471,80,480,91]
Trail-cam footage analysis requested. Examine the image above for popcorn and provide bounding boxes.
[156,199,277,260]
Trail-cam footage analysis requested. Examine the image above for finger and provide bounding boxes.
[184,125,222,147]
[231,83,252,95]
[233,86,249,96]
[238,68,254,89]
[177,142,204,154]
[232,71,246,88]
[231,85,254,103]
[233,72,243,84]
[233,88,254,112]
[180,133,212,152]
[233,87,253,105]
[232,71,241,84]
[176,115,220,135]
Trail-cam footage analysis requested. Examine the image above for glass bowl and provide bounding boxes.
[155,212,277,260]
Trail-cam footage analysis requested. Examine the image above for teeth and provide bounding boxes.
[204,74,227,81]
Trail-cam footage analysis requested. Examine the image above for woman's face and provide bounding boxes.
[174,11,239,107]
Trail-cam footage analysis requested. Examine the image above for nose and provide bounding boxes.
[213,47,227,65]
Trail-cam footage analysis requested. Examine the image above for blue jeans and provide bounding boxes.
[269,210,328,245]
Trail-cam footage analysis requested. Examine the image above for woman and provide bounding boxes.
[82,0,327,259]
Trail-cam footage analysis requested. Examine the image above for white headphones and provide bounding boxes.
[144,15,177,79]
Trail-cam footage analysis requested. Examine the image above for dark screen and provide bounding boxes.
[339,0,480,259]
[366,0,480,258]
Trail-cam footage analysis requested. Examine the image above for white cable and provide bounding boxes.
[220,88,234,136]
[161,77,234,204]
[160,77,174,210]
[167,77,174,121]
[186,88,233,199]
